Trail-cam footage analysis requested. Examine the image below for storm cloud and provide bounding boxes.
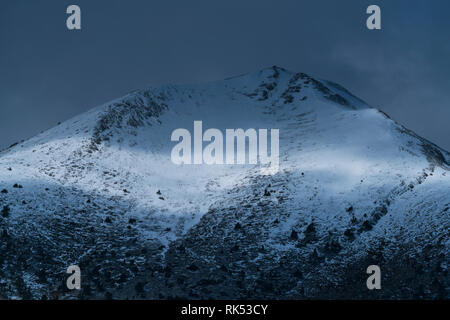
[1,0,449,150]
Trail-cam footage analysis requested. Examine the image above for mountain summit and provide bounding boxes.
[0,67,448,299]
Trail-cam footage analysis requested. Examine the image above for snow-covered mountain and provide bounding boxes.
[0,66,448,299]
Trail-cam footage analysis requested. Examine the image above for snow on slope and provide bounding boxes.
[0,66,448,299]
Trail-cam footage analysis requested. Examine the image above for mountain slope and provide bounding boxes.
[0,66,448,299]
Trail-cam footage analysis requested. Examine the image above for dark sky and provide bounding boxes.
[1,0,449,151]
